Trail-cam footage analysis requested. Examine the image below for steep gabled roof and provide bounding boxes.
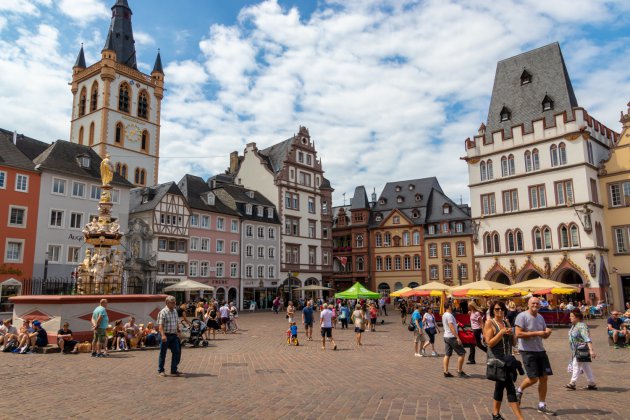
[259,138,293,173]
[0,130,37,172]
[350,186,369,210]
[213,183,280,223]
[486,42,578,140]
[103,0,137,69]
[177,174,239,216]
[369,177,441,227]
[129,181,183,213]
[425,188,470,223]
[9,130,49,161]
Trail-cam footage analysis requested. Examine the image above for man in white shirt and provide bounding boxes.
[442,302,468,378]
[319,303,337,351]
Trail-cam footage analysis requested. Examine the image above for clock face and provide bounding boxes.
[125,123,141,142]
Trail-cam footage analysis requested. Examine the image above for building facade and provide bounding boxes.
[69,0,163,187]
[599,103,630,308]
[178,175,241,304]
[464,43,616,303]
[212,179,281,310]
[231,126,334,303]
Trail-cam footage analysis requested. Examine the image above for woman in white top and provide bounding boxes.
[350,304,365,346]
[422,307,440,356]
[286,301,295,324]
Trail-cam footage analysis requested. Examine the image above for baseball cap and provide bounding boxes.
[32,320,41,327]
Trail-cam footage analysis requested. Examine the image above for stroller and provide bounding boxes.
[181,319,208,347]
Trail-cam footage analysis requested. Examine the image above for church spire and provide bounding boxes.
[103,0,137,69]
[74,44,86,69]
[152,49,163,74]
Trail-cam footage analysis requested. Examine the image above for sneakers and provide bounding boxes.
[516,391,523,405]
[443,372,454,378]
[537,405,556,416]
[492,413,505,420]
[585,384,598,390]
[414,353,422,357]
[457,371,470,378]
[564,383,576,390]
[431,351,438,357]
[158,371,167,377]
[466,360,476,365]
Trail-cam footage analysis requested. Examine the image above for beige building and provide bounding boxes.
[599,103,630,309]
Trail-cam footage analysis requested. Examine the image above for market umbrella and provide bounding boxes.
[163,279,215,292]
[293,285,332,291]
[334,282,381,299]
[390,287,412,297]
[400,281,451,297]
[506,278,579,293]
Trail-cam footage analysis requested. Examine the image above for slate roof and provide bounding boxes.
[177,174,239,216]
[103,0,137,69]
[369,177,442,227]
[74,45,86,68]
[10,134,132,187]
[259,138,293,173]
[485,42,578,140]
[212,183,280,224]
[152,51,163,74]
[350,186,369,210]
[424,189,472,234]
[0,130,37,172]
[129,181,183,213]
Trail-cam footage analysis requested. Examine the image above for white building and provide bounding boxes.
[464,43,616,303]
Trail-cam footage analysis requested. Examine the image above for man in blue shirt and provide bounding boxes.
[302,300,314,341]
[411,304,429,356]
[91,299,109,357]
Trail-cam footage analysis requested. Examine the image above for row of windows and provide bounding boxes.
[51,178,120,202]
[427,242,467,258]
[188,238,239,254]
[190,214,239,232]
[244,245,276,259]
[481,180,575,215]
[479,143,568,182]
[245,225,276,239]
[375,255,422,271]
[0,171,29,192]
[428,263,468,280]
[284,218,318,238]
[116,84,150,119]
[483,224,581,254]
[427,222,464,235]
[182,261,242,278]
[244,204,274,218]
[244,265,276,279]
[284,245,327,265]
[375,231,421,247]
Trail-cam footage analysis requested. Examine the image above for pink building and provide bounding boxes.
[179,175,241,303]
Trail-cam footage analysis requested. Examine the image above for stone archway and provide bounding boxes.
[227,287,238,305]
[215,287,226,303]
[552,268,585,303]
[490,272,511,285]
[408,282,419,288]
[377,282,390,296]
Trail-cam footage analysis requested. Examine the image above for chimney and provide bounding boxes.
[13,130,17,145]
[229,151,239,174]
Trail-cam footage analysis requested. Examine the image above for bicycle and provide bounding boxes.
[286,331,299,346]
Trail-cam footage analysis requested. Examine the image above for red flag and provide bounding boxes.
[337,256,348,268]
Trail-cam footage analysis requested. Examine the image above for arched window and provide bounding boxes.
[356,235,364,248]
[90,82,98,112]
[403,255,411,270]
[492,232,500,253]
[480,161,487,181]
[134,168,140,184]
[501,156,508,177]
[394,256,401,270]
[375,233,382,247]
[89,122,95,146]
[115,122,124,144]
[140,169,146,185]
[543,227,552,249]
[487,159,494,179]
[532,149,540,170]
[141,131,149,152]
[78,126,84,145]
[384,232,391,246]
[558,142,567,165]
[484,233,492,254]
[534,228,543,250]
[508,154,515,175]
[569,224,579,247]
[550,144,558,167]
[118,83,130,113]
[356,257,364,272]
[402,231,410,246]
[524,151,532,172]
[515,230,524,251]
[559,225,569,248]
[137,91,149,119]
[79,88,87,117]
[507,231,515,252]
[121,164,128,179]
[385,256,392,271]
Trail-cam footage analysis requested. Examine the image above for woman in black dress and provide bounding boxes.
[204,304,221,340]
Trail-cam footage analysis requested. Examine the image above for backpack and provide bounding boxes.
[2,339,17,353]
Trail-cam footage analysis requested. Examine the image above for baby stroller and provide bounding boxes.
[182,319,208,347]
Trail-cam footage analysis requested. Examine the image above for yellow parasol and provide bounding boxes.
[467,289,523,298]
[390,287,412,297]
[450,279,512,297]
[400,281,451,297]
[506,278,579,294]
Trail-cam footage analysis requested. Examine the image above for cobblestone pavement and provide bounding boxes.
[0,311,628,419]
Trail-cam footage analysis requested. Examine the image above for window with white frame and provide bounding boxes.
[555,180,574,206]
[402,232,409,246]
[444,264,452,279]
[481,193,496,215]
[428,225,435,235]
[455,222,463,233]
[231,241,238,254]
[230,263,238,277]
[308,221,316,238]
[356,234,364,248]
[231,219,238,232]
[609,181,630,207]
[267,208,274,218]
[67,246,80,263]
[376,257,382,271]
[258,226,264,238]
[15,174,28,192]
[69,212,83,229]
[158,238,167,251]
[403,255,410,270]
[245,204,253,215]
[257,265,264,278]
[190,237,199,251]
[558,143,567,165]
[216,240,224,253]
[71,181,85,198]
[429,243,437,258]
[177,263,186,275]
[308,197,315,213]
[111,189,120,204]
[5,240,23,262]
[503,189,518,212]
[375,233,382,247]
[429,265,438,280]
[217,217,225,230]
[246,265,253,278]
[442,243,451,257]
[413,255,421,270]
[268,247,275,258]
[190,214,198,227]
[8,206,26,227]
[268,265,275,278]
[216,262,224,277]
[413,231,420,245]
[47,244,61,263]
[257,246,264,258]
[550,144,559,167]
[200,262,209,277]
[456,242,465,256]
[613,226,630,253]
[246,225,253,237]
[257,206,263,217]
[394,256,401,270]
[90,185,101,200]
[0,171,5,189]
[246,245,253,257]
[529,185,546,209]
[384,233,391,246]
[268,227,275,239]
[189,261,198,277]
[50,210,64,228]
[201,215,210,228]
[201,238,210,251]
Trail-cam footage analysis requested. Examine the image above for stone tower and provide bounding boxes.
[69,0,164,187]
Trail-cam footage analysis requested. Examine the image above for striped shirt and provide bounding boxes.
[157,306,179,334]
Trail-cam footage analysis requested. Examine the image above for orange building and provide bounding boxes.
[0,130,41,308]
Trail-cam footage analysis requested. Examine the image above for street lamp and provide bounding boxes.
[457,262,462,286]
[43,251,49,283]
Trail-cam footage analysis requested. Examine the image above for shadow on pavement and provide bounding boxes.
[594,386,628,393]
[555,408,612,416]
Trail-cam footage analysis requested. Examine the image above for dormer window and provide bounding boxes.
[542,95,554,111]
[141,195,148,204]
[77,156,90,168]
[415,194,422,202]
[408,184,415,190]
[395,185,401,192]
[393,216,400,224]
[246,191,254,198]
[411,211,419,218]
[379,198,386,205]
[375,214,382,222]
[397,196,404,203]
[520,69,532,85]
[443,204,451,214]
[257,206,263,217]
[267,208,273,218]
[500,106,511,122]
[206,192,215,205]
[245,204,252,215]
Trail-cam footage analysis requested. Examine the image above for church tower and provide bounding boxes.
[69,0,163,187]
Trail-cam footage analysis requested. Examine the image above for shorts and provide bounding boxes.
[370,318,377,323]
[414,329,428,343]
[221,317,229,325]
[321,327,332,338]
[62,339,78,352]
[93,328,107,341]
[444,337,466,356]
[354,327,364,333]
[304,321,313,328]
[520,351,553,378]
[608,330,626,337]
[35,337,47,347]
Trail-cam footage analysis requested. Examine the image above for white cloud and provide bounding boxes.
[134,30,155,47]
[0,15,6,31]
[0,0,41,15]
[57,0,109,24]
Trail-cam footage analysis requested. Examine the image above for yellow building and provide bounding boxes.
[600,103,630,309]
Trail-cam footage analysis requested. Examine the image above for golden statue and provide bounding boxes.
[100,153,114,186]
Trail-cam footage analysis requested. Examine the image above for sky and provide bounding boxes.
[1,0,629,207]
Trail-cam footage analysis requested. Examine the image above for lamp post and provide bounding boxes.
[43,251,49,283]
[457,262,462,286]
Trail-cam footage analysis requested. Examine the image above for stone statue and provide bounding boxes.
[100,153,114,187]
[110,221,120,234]
[132,240,140,258]
[112,250,123,277]
[92,257,105,285]
[82,249,92,270]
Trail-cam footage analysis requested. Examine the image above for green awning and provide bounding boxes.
[334,282,380,299]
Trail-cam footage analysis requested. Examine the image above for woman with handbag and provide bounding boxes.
[422,307,440,356]
[566,310,597,390]
[351,304,365,346]
[483,301,523,420]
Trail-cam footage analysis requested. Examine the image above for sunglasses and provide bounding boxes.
[493,307,503,311]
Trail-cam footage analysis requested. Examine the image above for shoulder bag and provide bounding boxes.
[575,343,591,362]
[486,319,508,382]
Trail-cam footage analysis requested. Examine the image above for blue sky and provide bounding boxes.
[1,0,629,206]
